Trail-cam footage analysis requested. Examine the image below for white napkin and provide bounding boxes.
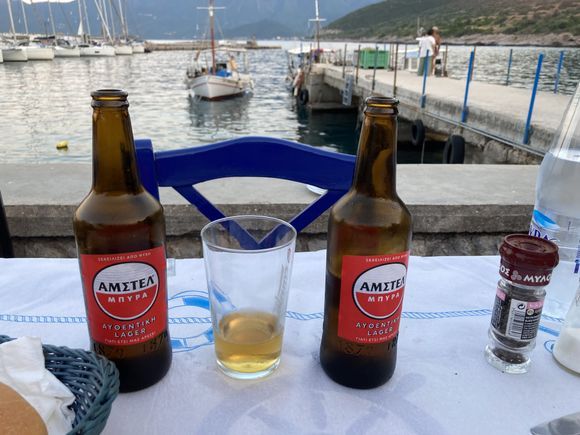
[0,336,75,435]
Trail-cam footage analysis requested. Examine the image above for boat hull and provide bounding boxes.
[54,46,80,58]
[188,74,250,100]
[114,45,133,55]
[80,46,116,57]
[131,43,145,53]
[2,48,28,62]
[25,47,55,60]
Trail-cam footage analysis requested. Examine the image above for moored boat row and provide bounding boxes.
[0,41,147,62]
[1,0,146,63]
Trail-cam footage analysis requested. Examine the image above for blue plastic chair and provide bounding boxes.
[135,136,355,234]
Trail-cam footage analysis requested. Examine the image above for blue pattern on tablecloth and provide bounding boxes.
[1,290,564,352]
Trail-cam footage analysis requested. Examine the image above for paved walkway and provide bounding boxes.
[319,64,571,153]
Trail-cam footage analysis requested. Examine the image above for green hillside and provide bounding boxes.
[325,0,580,40]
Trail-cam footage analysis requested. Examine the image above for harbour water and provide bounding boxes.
[0,42,578,164]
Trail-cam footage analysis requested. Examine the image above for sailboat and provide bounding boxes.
[18,0,55,60]
[185,0,252,101]
[38,0,81,57]
[112,0,133,55]
[78,0,115,56]
[1,0,28,61]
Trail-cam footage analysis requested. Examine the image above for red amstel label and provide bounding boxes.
[79,246,168,346]
[338,252,409,344]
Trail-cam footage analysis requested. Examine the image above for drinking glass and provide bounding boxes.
[201,215,296,380]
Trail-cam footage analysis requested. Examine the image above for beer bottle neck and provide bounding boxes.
[352,113,397,197]
[92,106,143,194]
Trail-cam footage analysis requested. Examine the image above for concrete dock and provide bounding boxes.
[306,64,571,160]
[1,163,538,258]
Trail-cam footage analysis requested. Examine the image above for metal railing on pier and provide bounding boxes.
[330,42,573,153]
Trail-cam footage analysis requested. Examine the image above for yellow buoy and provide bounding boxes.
[56,140,69,150]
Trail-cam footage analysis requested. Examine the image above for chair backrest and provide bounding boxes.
[0,191,14,258]
[135,136,356,233]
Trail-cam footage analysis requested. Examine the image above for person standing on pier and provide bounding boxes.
[432,26,442,74]
[418,28,436,76]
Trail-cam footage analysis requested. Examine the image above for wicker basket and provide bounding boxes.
[0,335,119,435]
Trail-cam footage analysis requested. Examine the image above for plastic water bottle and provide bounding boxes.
[529,84,580,319]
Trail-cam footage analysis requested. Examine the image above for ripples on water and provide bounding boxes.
[0,42,578,163]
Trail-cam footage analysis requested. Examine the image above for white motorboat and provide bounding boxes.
[22,44,55,61]
[1,46,28,62]
[80,43,116,57]
[54,45,81,57]
[114,44,133,55]
[185,1,253,101]
[131,42,145,53]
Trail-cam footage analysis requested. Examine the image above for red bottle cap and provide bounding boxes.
[499,234,559,286]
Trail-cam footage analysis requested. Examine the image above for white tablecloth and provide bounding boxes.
[0,251,578,435]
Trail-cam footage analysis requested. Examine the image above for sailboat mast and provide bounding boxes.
[107,0,116,41]
[315,0,320,52]
[83,0,92,38]
[309,0,326,58]
[77,0,84,41]
[6,0,17,42]
[197,0,224,74]
[47,0,57,37]
[210,0,216,75]
[100,0,108,40]
[94,0,112,42]
[20,0,30,35]
[117,0,127,40]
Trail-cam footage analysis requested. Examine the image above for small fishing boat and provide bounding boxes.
[185,0,253,101]
[186,48,252,100]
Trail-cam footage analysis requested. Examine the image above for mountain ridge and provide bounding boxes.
[0,0,377,39]
[324,0,580,46]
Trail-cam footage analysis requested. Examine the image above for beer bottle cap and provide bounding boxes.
[91,89,129,108]
[499,234,559,286]
[364,96,398,115]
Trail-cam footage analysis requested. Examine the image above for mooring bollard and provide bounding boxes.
[554,50,564,94]
[355,44,361,84]
[505,48,513,86]
[461,50,475,122]
[523,53,544,145]
[393,43,399,97]
[372,45,379,92]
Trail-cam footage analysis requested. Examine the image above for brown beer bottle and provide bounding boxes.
[320,96,412,389]
[73,90,172,392]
